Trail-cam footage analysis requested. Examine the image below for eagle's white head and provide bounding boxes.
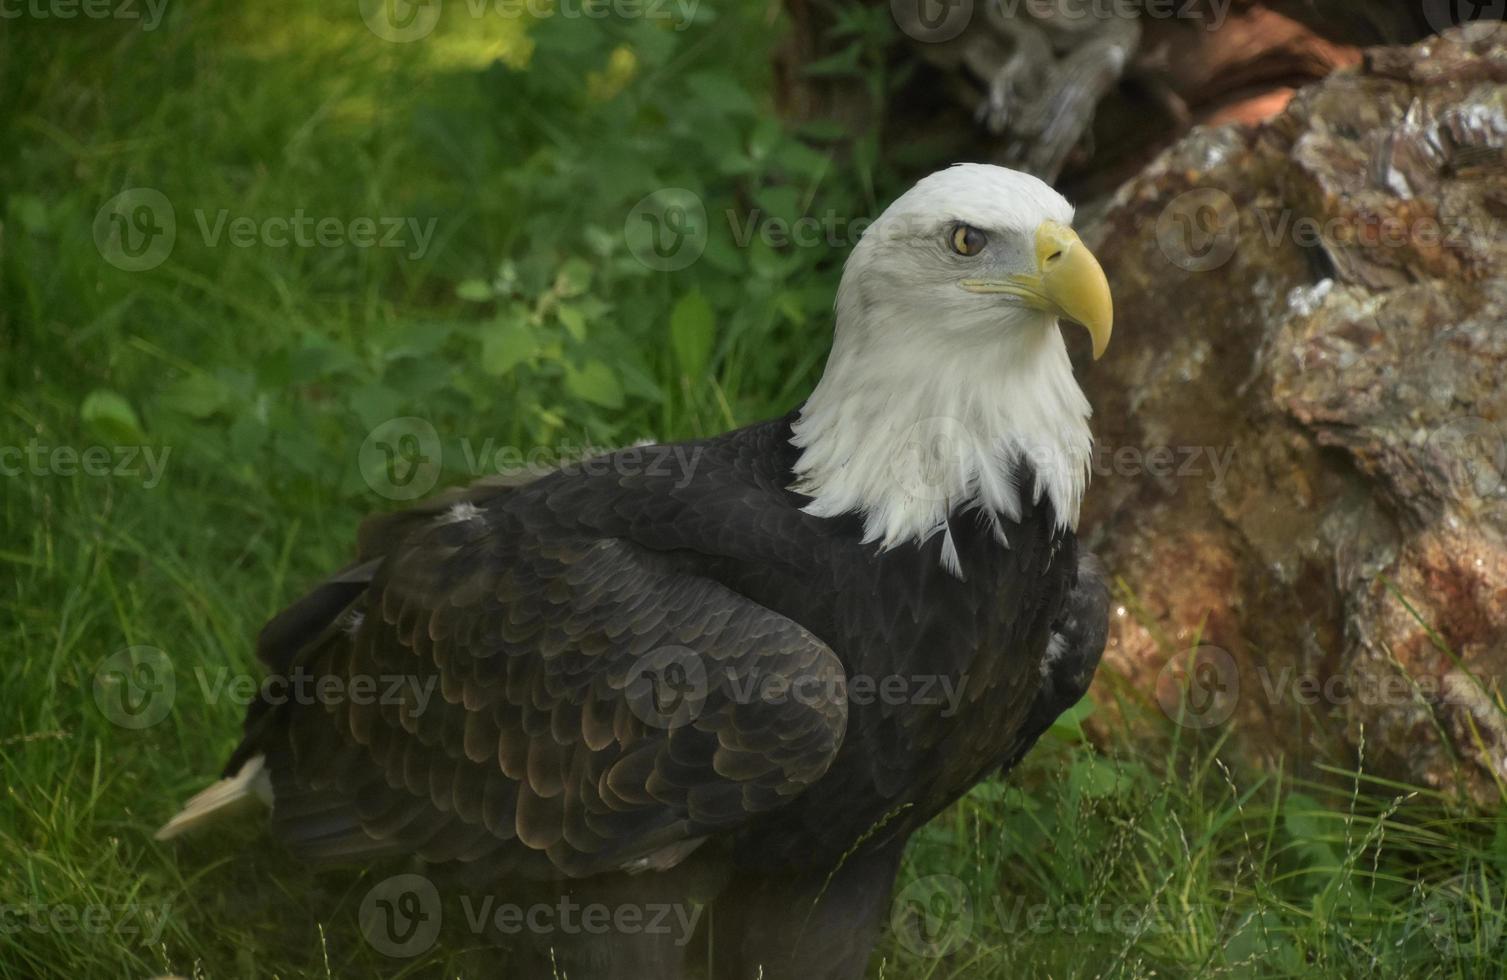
[790,164,1113,575]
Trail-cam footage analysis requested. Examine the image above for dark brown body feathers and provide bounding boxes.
[227,410,1107,978]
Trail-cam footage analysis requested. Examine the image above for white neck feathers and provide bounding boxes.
[790,303,1092,575]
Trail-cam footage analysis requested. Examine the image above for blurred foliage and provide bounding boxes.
[2,0,902,510]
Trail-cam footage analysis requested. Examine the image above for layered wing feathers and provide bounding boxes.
[252,479,847,879]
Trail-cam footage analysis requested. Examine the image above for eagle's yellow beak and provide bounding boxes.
[961,220,1114,360]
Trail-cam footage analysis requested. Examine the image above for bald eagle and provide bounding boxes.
[159,164,1113,979]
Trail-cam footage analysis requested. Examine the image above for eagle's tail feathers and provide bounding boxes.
[154,754,273,840]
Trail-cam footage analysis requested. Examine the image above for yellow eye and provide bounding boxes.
[951,224,987,256]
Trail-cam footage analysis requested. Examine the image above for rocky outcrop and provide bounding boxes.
[1080,24,1507,803]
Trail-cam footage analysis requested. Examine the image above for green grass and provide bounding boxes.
[3,3,1505,977]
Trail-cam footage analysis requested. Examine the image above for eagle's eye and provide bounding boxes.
[950,224,987,257]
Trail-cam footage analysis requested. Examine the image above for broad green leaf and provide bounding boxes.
[1068,754,1130,800]
[381,321,455,363]
[161,374,231,419]
[348,383,404,429]
[269,406,324,477]
[685,71,757,115]
[801,43,863,78]
[774,290,807,327]
[227,413,269,459]
[383,354,452,397]
[11,193,48,233]
[773,139,831,181]
[669,290,715,379]
[482,316,537,377]
[556,304,588,342]
[563,359,623,409]
[1283,792,1341,873]
[583,225,617,257]
[754,185,803,227]
[554,257,594,298]
[1047,697,1095,740]
[80,389,145,444]
[456,279,494,303]
[615,356,666,404]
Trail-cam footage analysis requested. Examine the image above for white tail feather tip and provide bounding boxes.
[154,755,272,841]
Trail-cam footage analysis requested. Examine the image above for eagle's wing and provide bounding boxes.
[231,480,848,879]
[1000,551,1108,773]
